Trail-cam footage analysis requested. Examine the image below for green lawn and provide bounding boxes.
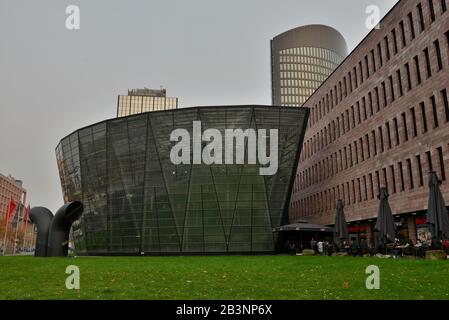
[0,255,448,300]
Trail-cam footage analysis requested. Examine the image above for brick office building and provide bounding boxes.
[0,174,27,222]
[290,0,449,243]
[0,173,29,253]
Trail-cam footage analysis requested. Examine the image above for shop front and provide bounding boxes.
[347,224,368,243]
[415,215,432,244]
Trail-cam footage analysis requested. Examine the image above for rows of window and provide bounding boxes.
[297,86,449,190]
[0,176,27,225]
[306,0,448,129]
[0,192,24,220]
[301,29,449,162]
[292,145,448,217]
[281,81,323,93]
[280,47,343,65]
[117,96,178,117]
[280,64,334,75]
[281,88,316,103]
[281,76,328,87]
[0,177,27,217]
[279,46,344,107]
[281,95,313,107]
[280,67,335,82]
[0,183,24,199]
[0,189,23,203]
[280,62,336,72]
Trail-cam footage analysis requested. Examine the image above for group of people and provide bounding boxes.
[285,237,371,256]
[0,245,34,255]
[284,237,449,257]
[338,238,372,256]
[284,238,338,256]
[389,238,449,258]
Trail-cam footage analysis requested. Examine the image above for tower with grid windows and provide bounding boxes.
[116,87,178,117]
[271,25,348,107]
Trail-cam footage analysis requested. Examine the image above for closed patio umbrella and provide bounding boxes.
[334,199,348,246]
[374,188,396,247]
[427,172,449,241]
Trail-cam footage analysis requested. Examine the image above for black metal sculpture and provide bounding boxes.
[29,201,83,257]
[29,207,53,257]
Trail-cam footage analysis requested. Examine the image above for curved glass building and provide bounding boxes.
[271,24,348,107]
[56,106,309,255]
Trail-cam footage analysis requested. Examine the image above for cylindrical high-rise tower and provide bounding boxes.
[271,24,348,107]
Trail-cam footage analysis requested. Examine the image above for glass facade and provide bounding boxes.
[56,106,309,255]
[279,47,344,106]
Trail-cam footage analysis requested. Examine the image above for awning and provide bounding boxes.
[273,220,334,233]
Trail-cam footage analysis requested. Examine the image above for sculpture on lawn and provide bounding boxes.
[29,201,83,257]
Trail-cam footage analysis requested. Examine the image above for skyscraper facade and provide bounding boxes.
[290,0,449,244]
[116,88,178,117]
[271,25,348,107]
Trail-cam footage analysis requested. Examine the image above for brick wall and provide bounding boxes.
[0,175,27,221]
[290,0,449,226]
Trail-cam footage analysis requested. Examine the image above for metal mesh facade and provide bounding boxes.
[56,106,309,255]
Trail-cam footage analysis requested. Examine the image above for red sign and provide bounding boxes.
[416,216,427,225]
[348,225,368,233]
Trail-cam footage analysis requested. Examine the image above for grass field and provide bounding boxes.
[0,255,448,300]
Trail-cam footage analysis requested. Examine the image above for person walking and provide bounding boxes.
[285,239,291,254]
[359,238,368,256]
[289,241,296,255]
[349,238,360,257]
[324,241,330,256]
[310,238,317,254]
[317,240,324,256]
[442,238,449,254]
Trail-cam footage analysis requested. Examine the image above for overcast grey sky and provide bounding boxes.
[0,0,398,212]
